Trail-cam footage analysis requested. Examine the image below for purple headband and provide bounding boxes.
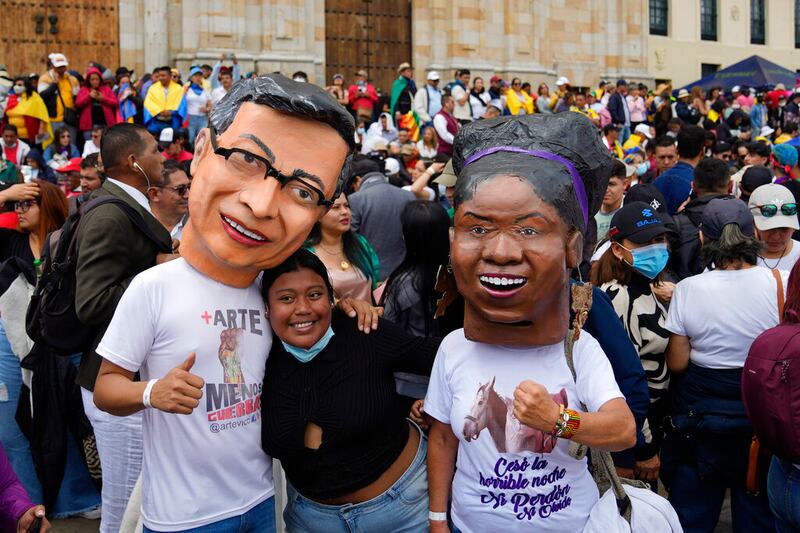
[463,146,589,228]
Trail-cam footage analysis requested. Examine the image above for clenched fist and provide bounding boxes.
[150,353,205,415]
[512,380,561,433]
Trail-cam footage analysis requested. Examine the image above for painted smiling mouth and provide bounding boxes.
[479,274,528,291]
[221,215,267,242]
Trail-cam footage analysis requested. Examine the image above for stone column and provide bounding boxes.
[143,0,168,70]
[412,0,550,86]
[119,0,145,75]
[256,0,324,82]
[506,0,552,82]
[174,0,257,76]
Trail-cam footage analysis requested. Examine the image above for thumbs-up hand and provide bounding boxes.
[150,353,205,415]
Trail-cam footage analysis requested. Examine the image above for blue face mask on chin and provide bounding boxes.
[281,326,335,363]
[620,242,669,280]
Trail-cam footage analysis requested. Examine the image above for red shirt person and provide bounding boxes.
[348,70,379,124]
[159,127,193,163]
[75,66,119,135]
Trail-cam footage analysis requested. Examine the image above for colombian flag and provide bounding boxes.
[143,81,187,131]
[398,110,421,142]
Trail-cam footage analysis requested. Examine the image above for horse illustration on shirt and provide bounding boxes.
[462,377,568,454]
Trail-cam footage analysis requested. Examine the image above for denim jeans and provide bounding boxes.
[0,324,99,516]
[768,456,800,533]
[618,124,631,145]
[283,427,428,532]
[82,387,143,533]
[187,114,208,150]
[143,496,275,533]
[669,463,776,533]
[0,325,41,502]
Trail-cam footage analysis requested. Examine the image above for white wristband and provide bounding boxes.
[428,511,447,522]
[142,379,159,408]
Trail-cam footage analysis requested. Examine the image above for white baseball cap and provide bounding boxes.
[748,184,800,231]
[556,76,570,86]
[427,71,440,81]
[159,128,174,143]
[383,157,400,176]
[634,124,653,139]
[732,85,741,93]
[48,53,68,67]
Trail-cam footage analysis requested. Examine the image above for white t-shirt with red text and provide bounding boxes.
[97,258,274,531]
[424,329,622,532]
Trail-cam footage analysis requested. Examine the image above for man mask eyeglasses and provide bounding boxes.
[181,75,354,287]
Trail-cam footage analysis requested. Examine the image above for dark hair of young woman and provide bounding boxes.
[260,248,334,302]
[589,244,666,286]
[380,200,451,336]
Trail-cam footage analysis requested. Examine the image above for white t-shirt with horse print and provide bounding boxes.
[424,329,622,533]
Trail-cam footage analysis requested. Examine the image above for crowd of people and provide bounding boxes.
[0,49,798,533]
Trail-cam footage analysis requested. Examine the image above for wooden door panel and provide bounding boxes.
[45,0,119,75]
[0,1,49,76]
[325,1,369,85]
[325,0,411,95]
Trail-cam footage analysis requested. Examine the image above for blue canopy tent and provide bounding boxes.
[678,55,797,94]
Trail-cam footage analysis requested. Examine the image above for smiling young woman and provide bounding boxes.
[305,193,380,302]
[260,250,441,532]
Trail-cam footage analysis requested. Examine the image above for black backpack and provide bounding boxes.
[26,196,168,355]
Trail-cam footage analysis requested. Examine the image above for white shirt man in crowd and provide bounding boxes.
[749,183,800,271]
[413,71,442,125]
[450,69,472,124]
[211,66,237,105]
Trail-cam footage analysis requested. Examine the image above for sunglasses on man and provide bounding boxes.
[157,183,191,196]
[751,203,798,218]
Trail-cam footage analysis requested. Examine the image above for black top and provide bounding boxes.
[91,101,107,126]
[261,311,440,500]
[0,229,34,264]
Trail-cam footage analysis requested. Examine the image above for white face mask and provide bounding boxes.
[13,85,24,95]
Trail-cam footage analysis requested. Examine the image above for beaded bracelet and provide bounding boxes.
[560,409,581,440]
[551,404,581,439]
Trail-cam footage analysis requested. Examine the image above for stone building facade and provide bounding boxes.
[10,0,792,94]
[648,0,800,87]
[117,0,653,93]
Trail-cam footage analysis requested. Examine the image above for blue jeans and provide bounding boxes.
[769,456,800,533]
[143,496,275,533]
[0,324,100,516]
[284,427,428,532]
[187,114,208,150]
[618,124,631,145]
[147,113,183,137]
[669,463,775,533]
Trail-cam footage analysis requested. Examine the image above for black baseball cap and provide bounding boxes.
[700,197,754,239]
[115,67,134,78]
[740,165,773,195]
[608,201,669,243]
[625,184,668,213]
[712,141,732,154]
